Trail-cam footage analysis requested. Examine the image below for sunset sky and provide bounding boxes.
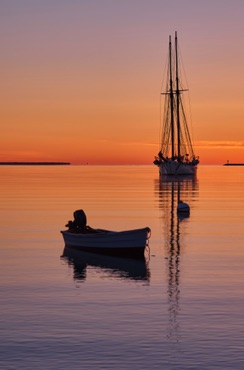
[1,0,244,165]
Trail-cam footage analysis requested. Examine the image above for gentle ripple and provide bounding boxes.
[0,165,244,369]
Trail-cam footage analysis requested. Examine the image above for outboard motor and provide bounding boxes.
[73,209,87,229]
[65,209,87,232]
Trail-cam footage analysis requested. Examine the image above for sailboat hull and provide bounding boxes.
[158,161,198,176]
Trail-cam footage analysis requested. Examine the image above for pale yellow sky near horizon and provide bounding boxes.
[1,0,244,164]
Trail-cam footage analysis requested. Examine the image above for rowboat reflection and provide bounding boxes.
[61,246,150,283]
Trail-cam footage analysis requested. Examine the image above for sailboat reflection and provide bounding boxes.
[155,175,198,341]
[61,246,150,283]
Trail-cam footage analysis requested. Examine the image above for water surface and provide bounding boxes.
[1,165,244,369]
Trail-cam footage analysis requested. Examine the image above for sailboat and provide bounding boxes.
[154,32,199,175]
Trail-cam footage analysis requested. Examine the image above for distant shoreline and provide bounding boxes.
[0,162,70,166]
[224,163,244,166]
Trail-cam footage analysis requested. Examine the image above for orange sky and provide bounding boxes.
[1,1,244,165]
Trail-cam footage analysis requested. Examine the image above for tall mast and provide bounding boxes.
[169,35,175,159]
[175,31,181,159]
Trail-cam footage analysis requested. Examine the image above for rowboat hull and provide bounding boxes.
[61,227,151,259]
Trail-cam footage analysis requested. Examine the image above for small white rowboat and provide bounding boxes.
[61,210,151,259]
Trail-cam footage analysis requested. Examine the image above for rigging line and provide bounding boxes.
[180,107,194,155]
[181,93,194,151]
[177,42,189,89]
[159,45,169,151]
[160,46,169,93]
[187,90,195,148]
[160,91,168,151]
[177,43,195,149]
[159,92,162,149]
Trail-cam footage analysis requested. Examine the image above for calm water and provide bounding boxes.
[1,165,244,369]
